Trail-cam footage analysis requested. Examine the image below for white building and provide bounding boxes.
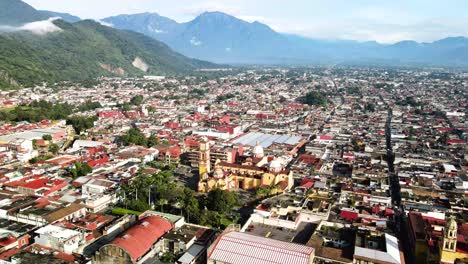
[34,225,84,254]
[82,179,116,196]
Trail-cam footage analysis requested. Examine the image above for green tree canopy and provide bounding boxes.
[70,161,92,178]
[299,91,327,107]
[48,143,59,154]
[205,188,239,214]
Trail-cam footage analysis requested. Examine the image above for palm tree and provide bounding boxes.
[157,199,168,212]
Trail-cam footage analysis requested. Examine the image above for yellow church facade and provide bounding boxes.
[439,216,468,264]
[197,140,294,193]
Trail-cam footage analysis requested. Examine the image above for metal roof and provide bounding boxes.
[232,132,303,148]
[209,231,314,264]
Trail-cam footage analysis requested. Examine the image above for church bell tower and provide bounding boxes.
[199,137,211,178]
[442,216,458,253]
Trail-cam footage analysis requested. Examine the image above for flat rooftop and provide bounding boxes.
[244,221,317,245]
[231,132,303,148]
[163,224,202,243]
[0,219,36,236]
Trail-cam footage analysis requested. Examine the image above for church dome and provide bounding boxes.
[252,141,264,158]
[269,158,283,172]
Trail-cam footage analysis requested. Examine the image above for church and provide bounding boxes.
[440,216,468,264]
[197,138,294,193]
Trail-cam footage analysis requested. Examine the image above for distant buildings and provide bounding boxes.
[0,68,467,264]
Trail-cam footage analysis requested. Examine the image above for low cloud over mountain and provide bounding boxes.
[0,17,62,35]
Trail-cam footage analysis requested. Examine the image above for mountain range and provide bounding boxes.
[0,0,215,89]
[1,0,468,89]
[103,12,468,66]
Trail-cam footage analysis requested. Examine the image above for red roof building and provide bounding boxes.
[164,122,180,130]
[6,176,68,196]
[340,210,360,220]
[98,111,125,119]
[100,216,173,263]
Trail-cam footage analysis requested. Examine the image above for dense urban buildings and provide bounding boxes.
[0,67,466,264]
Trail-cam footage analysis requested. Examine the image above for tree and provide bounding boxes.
[300,91,327,107]
[157,199,168,212]
[42,134,52,141]
[205,189,238,213]
[183,188,200,223]
[364,103,376,112]
[147,134,159,148]
[121,103,131,112]
[147,106,156,113]
[160,252,175,263]
[120,128,148,146]
[216,93,235,103]
[48,143,59,154]
[32,139,38,150]
[66,116,98,134]
[347,87,361,95]
[70,162,92,178]
[130,95,144,105]
[78,101,102,112]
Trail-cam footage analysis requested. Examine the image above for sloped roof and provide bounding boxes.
[110,216,173,262]
[44,203,86,223]
[209,231,314,264]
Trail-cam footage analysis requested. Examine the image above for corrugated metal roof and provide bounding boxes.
[209,232,314,264]
[232,132,303,148]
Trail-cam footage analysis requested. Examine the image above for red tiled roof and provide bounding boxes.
[184,137,200,148]
[340,210,359,220]
[99,111,125,119]
[300,178,315,186]
[301,182,314,189]
[160,145,181,158]
[0,248,20,260]
[110,216,173,262]
[276,181,289,191]
[317,135,332,140]
[87,156,109,167]
[0,236,16,247]
[298,154,318,164]
[384,208,395,216]
[447,139,465,145]
[55,252,75,262]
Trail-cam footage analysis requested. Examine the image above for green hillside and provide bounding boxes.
[0,20,216,88]
[0,0,49,25]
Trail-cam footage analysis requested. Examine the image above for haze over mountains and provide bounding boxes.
[0,0,215,88]
[103,12,468,66]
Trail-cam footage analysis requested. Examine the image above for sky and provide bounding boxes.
[23,0,468,44]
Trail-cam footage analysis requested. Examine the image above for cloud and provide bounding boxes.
[95,20,113,27]
[272,17,468,44]
[0,17,62,35]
